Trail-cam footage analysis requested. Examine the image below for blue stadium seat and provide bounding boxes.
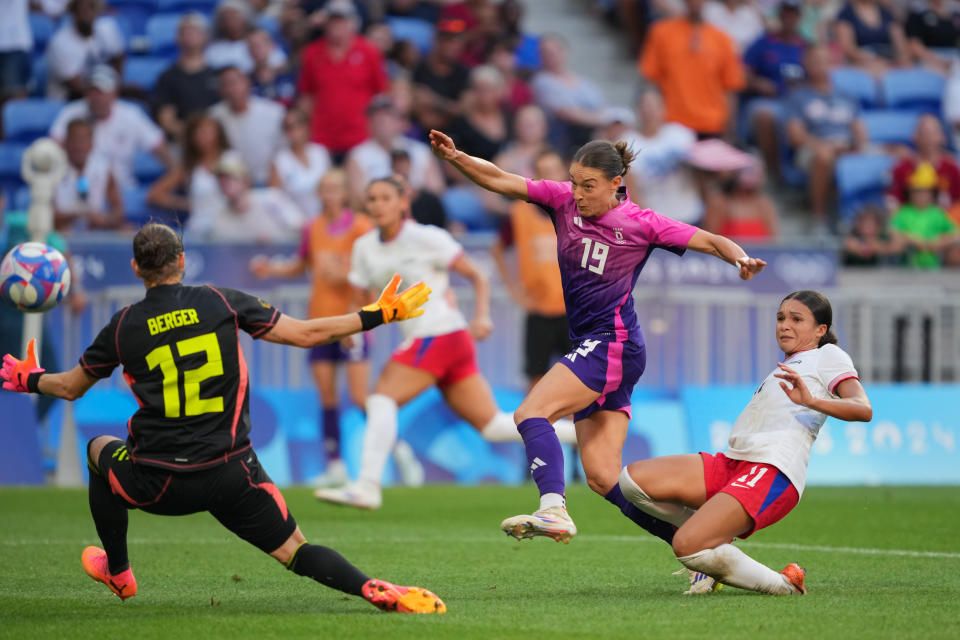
[29,54,47,97]
[123,185,183,226]
[28,12,56,53]
[861,110,920,146]
[0,143,28,191]
[835,153,895,221]
[146,13,183,55]
[881,68,945,113]
[385,16,435,54]
[133,150,166,183]
[156,0,216,11]
[123,55,170,91]
[2,98,65,142]
[830,67,879,108]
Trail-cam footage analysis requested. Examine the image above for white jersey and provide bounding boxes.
[348,221,468,340]
[725,343,859,495]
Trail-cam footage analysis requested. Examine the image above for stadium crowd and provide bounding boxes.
[0,0,958,269]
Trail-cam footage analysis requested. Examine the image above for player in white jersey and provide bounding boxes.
[620,290,872,595]
[314,177,574,509]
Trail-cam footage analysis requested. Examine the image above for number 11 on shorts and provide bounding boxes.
[734,465,769,488]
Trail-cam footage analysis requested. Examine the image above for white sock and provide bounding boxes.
[539,492,565,511]
[552,418,577,444]
[480,412,521,442]
[358,394,398,486]
[618,467,696,527]
[679,544,798,594]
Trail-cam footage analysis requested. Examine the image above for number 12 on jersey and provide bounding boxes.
[580,238,609,275]
[146,332,225,418]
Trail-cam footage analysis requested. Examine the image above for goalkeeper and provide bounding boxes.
[0,222,445,614]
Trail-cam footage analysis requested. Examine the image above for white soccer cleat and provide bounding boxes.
[500,505,577,544]
[310,459,349,488]
[314,481,382,510]
[393,440,425,488]
[673,568,722,595]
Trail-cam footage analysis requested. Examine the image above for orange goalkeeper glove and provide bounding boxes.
[358,274,431,330]
[1,338,44,394]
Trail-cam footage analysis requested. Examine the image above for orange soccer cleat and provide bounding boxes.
[81,546,137,601]
[361,578,446,614]
[780,562,807,595]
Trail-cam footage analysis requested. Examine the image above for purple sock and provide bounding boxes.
[321,407,340,460]
[603,484,675,544]
[517,417,565,496]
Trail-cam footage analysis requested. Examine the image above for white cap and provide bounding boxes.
[88,64,119,92]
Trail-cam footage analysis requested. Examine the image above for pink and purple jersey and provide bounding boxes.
[525,178,698,345]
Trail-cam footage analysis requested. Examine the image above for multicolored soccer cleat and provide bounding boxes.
[673,568,723,595]
[81,546,137,600]
[362,578,447,614]
[313,481,382,510]
[500,505,577,543]
[780,562,807,595]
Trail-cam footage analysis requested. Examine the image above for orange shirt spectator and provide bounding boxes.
[501,200,566,317]
[301,210,373,319]
[640,6,745,136]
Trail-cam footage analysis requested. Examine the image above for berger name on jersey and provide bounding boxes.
[147,308,200,335]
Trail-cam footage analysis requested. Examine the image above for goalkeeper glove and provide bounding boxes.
[1,338,44,394]
[359,274,431,330]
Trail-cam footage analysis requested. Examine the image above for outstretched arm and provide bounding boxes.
[1,340,98,400]
[685,229,766,280]
[429,130,528,200]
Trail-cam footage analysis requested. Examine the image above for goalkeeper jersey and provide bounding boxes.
[80,283,280,471]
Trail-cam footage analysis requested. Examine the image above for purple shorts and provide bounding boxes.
[559,338,646,422]
[308,333,370,363]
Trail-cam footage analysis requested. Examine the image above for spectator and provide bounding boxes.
[0,0,31,104]
[345,95,443,209]
[640,0,745,139]
[248,28,296,106]
[458,1,502,67]
[50,66,169,189]
[45,0,124,100]
[785,45,868,226]
[905,0,960,72]
[297,0,388,160]
[448,65,509,161]
[488,41,533,115]
[391,150,447,228]
[210,65,284,186]
[491,149,570,388]
[411,17,470,133]
[152,13,220,143]
[209,150,305,242]
[386,38,421,78]
[364,22,394,58]
[798,0,840,44]
[842,204,902,266]
[702,162,779,240]
[946,60,960,152]
[621,88,701,224]
[742,0,807,179]
[53,118,124,232]
[532,34,607,152]
[890,162,959,268]
[834,0,910,73]
[206,0,287,73]
[888,114,960,209]
[270,108,333,217]
[704,0,765,53]
[494,104,549,178]
[148,113,230,235]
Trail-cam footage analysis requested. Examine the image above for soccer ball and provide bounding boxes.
[0,242,71,313]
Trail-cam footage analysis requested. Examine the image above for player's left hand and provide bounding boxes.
[365,274,432,324]
[470,316,493,340]
[774,363,814,407]
[1,338,44,393]
[736,256,766,280]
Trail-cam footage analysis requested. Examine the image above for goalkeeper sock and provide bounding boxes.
[603,484,676,544]
[517,417,565,507]
[286,543,370,596]
[678,544,797,594]
[321,406,341,459]
[358,394,398,486]
[88,468,131,575]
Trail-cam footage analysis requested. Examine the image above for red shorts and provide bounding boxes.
[390,329,479,388]
[700,451,800,538]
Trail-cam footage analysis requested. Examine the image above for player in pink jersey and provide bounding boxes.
[430,130,766,544]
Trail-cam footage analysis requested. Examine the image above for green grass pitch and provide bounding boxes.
[1,485,958,639]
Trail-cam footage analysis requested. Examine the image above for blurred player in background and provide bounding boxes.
[0,223,445,614]
[315,177,574,510]
[621,290,872,595]
[251,169,371,487]
[430,130,765,544]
